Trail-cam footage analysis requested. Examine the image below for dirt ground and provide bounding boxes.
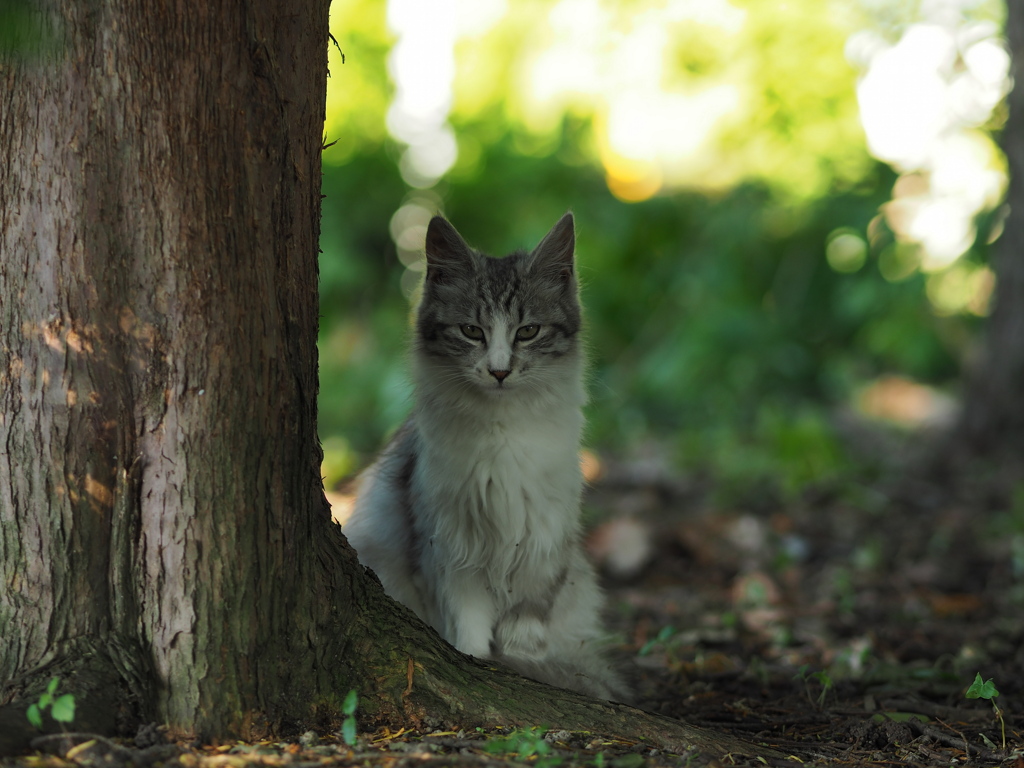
[7,431,1023,768]
[584,428,1024,767]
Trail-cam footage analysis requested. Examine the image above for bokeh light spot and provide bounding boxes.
[826,230,868,274]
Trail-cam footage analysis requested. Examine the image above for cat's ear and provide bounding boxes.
[425,216,473,285]
[529,212,575,282]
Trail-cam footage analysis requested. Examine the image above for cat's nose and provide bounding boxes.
[489,369,511,382]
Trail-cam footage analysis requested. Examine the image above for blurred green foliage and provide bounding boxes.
[0,0,58,57]
[318,0,993,498]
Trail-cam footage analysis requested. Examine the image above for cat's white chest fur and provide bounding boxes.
[412,401,582,657]
[417,404,582,576]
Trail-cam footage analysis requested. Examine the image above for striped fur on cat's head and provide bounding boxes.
[414,213,582,402]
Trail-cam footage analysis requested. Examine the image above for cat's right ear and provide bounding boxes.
[425,216,473,285]
[529,212,575,283]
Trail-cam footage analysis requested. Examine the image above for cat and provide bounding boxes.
[343,212,629,701]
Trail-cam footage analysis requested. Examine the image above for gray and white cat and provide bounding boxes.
[343,212,628,701]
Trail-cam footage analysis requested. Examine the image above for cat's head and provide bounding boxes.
[413,213,583,404]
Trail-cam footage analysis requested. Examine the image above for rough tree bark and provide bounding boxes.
[0,0,334,744]
[0,0,762,761]
[959,3,1024,456]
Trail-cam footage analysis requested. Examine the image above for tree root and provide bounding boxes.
[0,636,150,756]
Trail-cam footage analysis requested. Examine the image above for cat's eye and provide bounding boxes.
[460,324,485,340]
[515,325,540,341]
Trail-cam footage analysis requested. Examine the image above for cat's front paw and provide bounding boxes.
[492,614,549,659]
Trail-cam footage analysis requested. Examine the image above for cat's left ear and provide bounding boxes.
[529,212,575,282]
[425,215,474,285]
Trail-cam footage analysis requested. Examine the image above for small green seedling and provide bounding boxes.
[794,665,833,709]
[966,672,1005,750]
[484,727,562,767]
[810,669,834,708]
[26,677,76,729]
[638,625,675,657]
[340,689,358,746]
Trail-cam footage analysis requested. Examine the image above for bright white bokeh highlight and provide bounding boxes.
[386,0,750,200]
[386,0,507,188]
[523,0,747,200]
[850,7,1008,290]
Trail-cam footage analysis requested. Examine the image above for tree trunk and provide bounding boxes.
[0,0,763,761]
[959,4,1024,457]
[1,0,332,742]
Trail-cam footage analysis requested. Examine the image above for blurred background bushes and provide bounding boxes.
[318,0,1007,499]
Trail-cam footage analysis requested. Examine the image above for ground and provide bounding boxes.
[5,427,1023,768]
[587,439,1024,767]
